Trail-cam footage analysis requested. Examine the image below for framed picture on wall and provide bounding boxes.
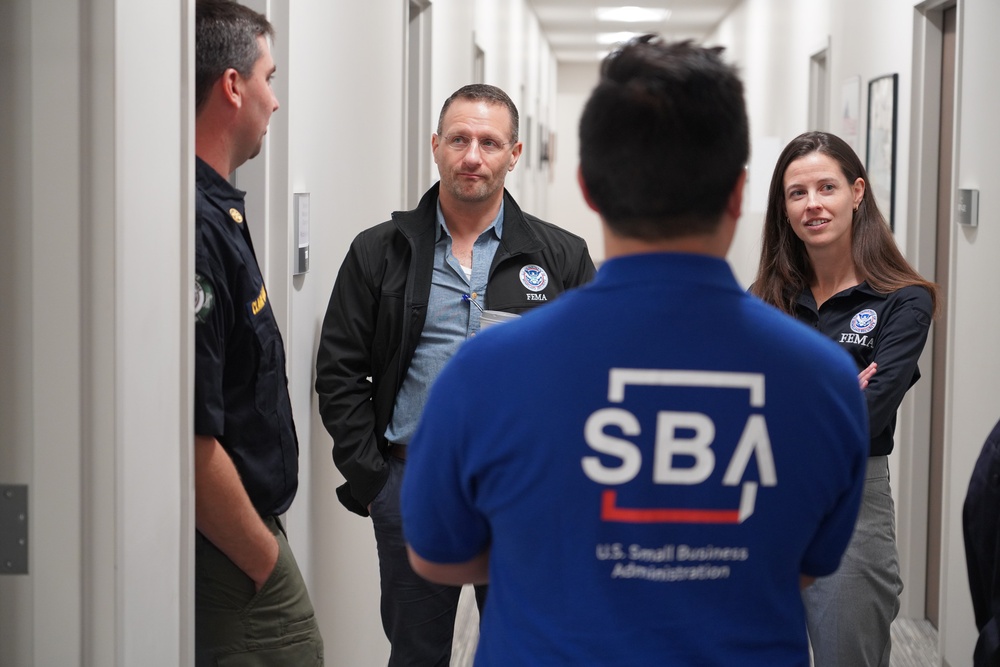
[866,73,898,231]
[840,75,861,153]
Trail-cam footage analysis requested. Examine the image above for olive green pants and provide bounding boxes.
[196,516,324,666]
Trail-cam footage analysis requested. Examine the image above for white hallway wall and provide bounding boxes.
[283,3,407,666]
[549,61,604,263]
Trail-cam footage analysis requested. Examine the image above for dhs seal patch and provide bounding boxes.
[851,309,878,334]
[519,264,548,292]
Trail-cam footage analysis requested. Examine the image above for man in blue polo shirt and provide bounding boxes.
[401,38,869,666]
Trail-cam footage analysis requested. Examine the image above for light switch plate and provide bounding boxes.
[294,192,310,275]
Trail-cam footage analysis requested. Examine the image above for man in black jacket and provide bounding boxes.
[316,83,594,665]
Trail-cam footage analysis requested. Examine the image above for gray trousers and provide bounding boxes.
[196,515,324,666]
[803,455,902,667]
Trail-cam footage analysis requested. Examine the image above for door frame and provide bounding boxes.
[896,0,957,622]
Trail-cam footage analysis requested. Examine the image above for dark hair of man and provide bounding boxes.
[578,36,749,240]
[750,131,938,315]
[195,0,274,112]
[436,84,520,144]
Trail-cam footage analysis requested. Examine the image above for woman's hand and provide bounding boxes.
[858,362,877,390]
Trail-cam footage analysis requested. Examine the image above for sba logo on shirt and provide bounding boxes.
[581,369,776,524]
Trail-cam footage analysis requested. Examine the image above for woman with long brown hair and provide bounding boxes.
[751,131,936,667]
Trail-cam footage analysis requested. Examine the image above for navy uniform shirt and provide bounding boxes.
[793,282,932,457]
[194,157,298,517]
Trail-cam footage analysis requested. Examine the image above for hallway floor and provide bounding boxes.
[891,618,941,667]
[451,587,942,666]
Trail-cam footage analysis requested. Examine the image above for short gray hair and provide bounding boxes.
[436,84,519,143]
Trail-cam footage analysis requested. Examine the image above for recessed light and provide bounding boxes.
[597,31,640,45]
[596,6,672,23]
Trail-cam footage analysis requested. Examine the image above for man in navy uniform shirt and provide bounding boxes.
[193,1,322,664]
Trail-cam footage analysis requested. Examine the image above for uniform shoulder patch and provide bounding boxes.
[194,273,215,324]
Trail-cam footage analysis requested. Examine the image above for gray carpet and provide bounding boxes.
[451,586,941,666]
[890,617,940,667]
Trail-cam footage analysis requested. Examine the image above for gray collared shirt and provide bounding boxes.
[384,201,504,446]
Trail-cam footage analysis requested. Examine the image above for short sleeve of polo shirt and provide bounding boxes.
[798,358,869,577]
[193,223,232,438]
[401,354,491,564]
[800,471,865,577]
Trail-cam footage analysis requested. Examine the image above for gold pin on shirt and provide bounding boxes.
[229,208,244,223]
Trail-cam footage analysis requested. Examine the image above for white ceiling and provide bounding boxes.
[525,0,744,63]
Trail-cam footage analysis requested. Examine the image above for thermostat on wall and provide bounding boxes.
[294,193,310,274]
[957,189,979,227]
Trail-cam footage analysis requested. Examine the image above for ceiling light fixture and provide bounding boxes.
[595,6,672,23]
[597,31,641,45]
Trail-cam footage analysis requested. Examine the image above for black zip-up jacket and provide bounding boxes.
[793,282,933,457]
[316,183,595,516]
